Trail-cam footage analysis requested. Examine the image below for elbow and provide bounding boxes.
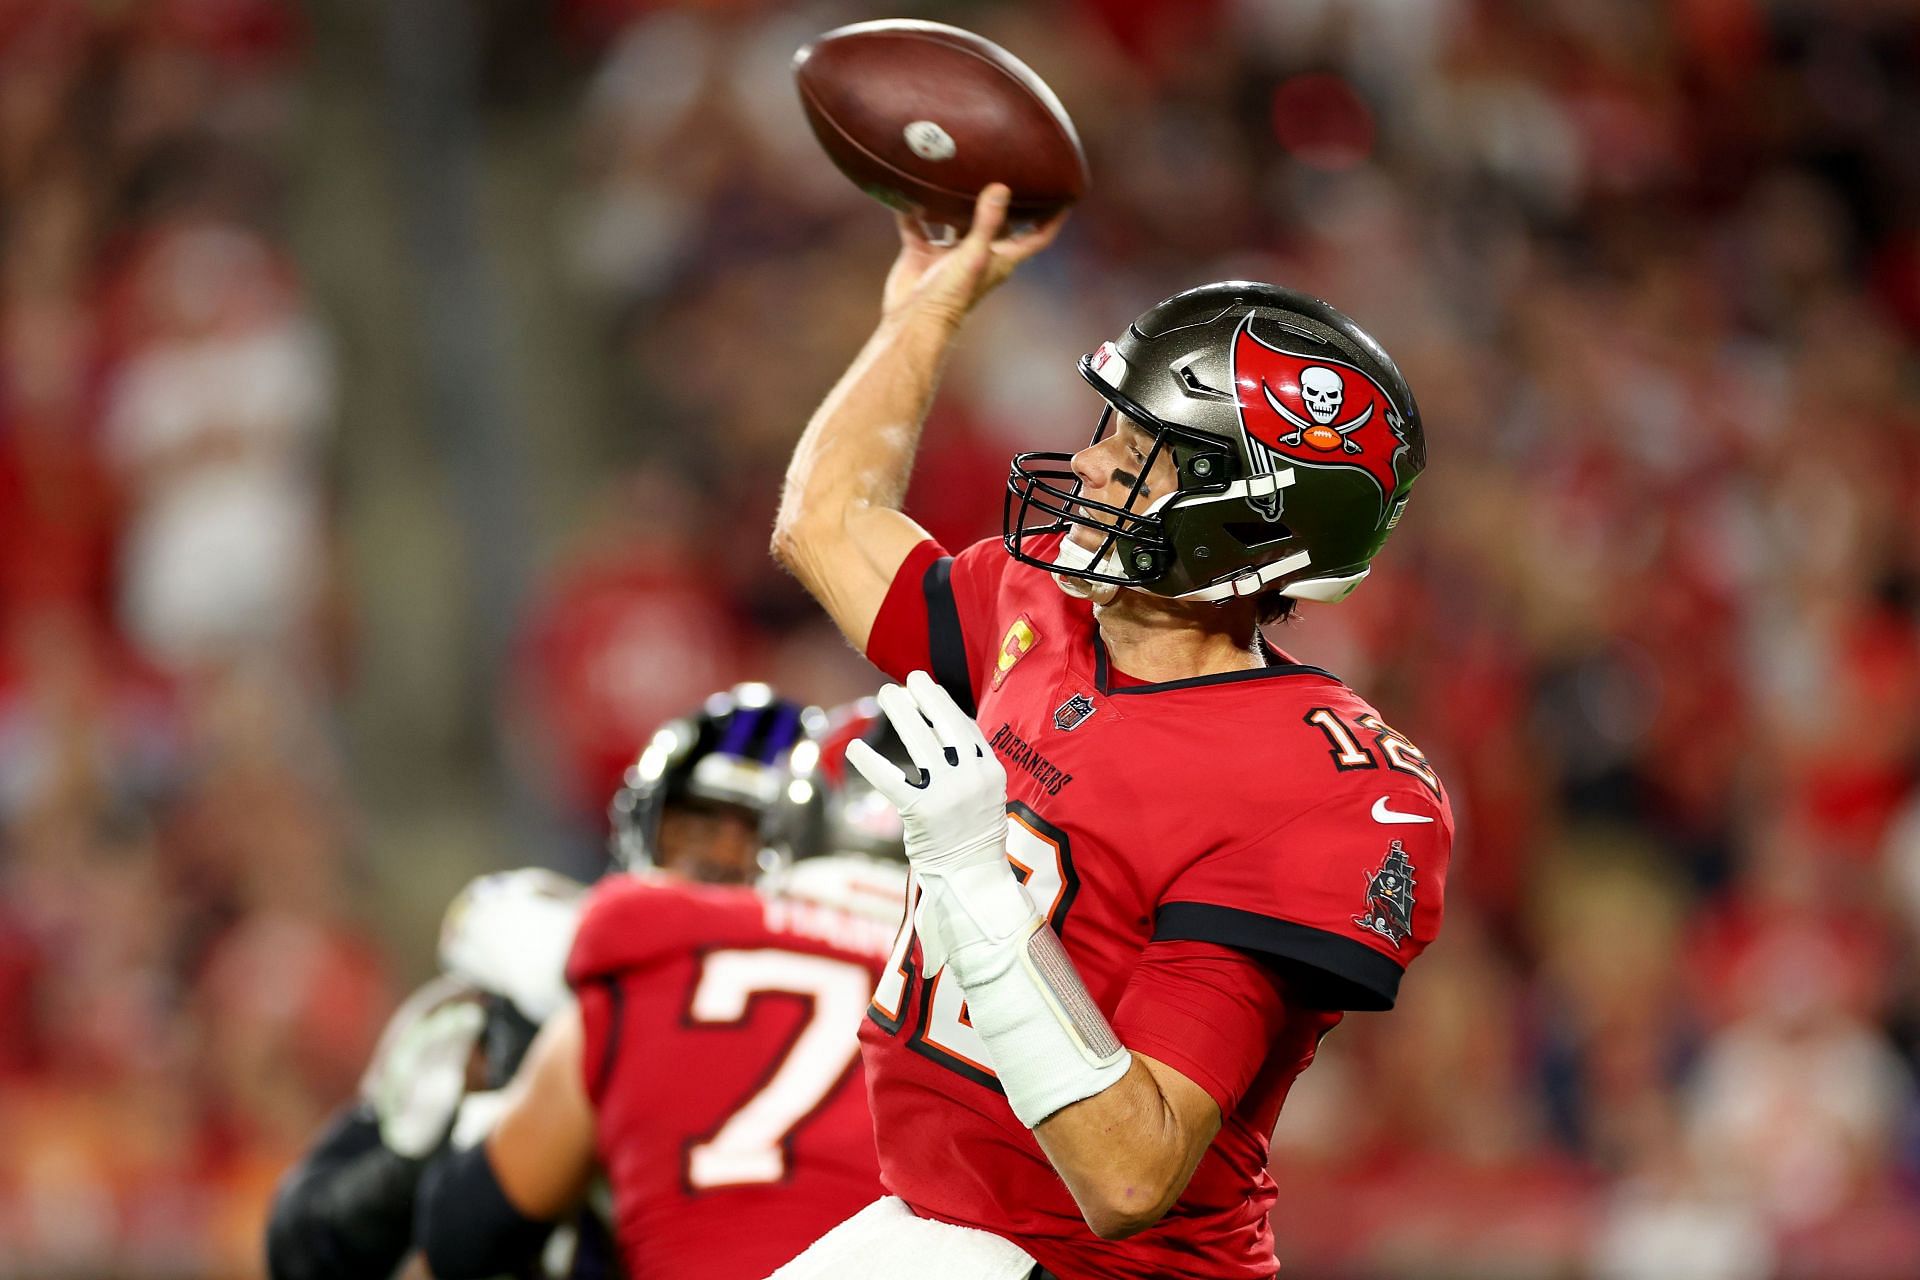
[768,516,803,570]
[1086,1208,1161,1243]
[1084,1202,1168,1242]
[771,503,846,588]
[769,503,821,573]
[1077,1171,1182,1242]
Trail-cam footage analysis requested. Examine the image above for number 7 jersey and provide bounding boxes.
[565,857,907,1280]
[859,534,1455,1280]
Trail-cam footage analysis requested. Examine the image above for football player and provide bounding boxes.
[266,684,818,1280]
[409,702,914,1280]
[766,185,1454,1279]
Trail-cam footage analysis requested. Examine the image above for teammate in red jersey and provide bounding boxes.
[767,186,1452,1279]
[411,704,913,1280]
[268,685,881,1280]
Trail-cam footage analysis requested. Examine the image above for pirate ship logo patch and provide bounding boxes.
[1353,839,1416,949]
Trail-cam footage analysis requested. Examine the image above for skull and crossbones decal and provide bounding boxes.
[1262,365,1374,454]
[1231,316,1408,508]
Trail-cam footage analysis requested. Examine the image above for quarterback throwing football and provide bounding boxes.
[768,185,1454,1280]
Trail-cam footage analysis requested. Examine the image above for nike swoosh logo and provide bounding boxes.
[1371,797,1433,825]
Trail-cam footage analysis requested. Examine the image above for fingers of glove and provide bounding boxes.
[875,681,948,775]
[904,670,986,761]
[383,1001,485,1093]
[844,737,921,810]
[375,1001,484,1156]
[419,1001,487,1065]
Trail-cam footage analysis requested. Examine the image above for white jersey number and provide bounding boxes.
[1304,706,1441,796]
[869,802,1077,1089]
[684,948,872,1189]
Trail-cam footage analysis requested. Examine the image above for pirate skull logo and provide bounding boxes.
[1262,373,1374,455]
[1232,317,1408,508]
[1299,366,1344,424]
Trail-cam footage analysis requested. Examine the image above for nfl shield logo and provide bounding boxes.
[1053,694,1096,731]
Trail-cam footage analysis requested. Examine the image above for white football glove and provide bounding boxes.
[360,976,487,1159]
[438,868,586,1024]
[847,671,1127,1126]
[846,671,1035,977]
[845,671,1011,877]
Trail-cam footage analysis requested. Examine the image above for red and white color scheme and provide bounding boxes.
[566,866,901,1280]
[860,532,1454,1280]
[1230,316,1408,509]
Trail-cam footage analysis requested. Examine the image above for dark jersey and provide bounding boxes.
[860,535,1454,1279]
[566,863,903,1280]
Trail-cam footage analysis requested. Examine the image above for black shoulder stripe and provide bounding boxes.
[589,976,625,1100]
[923,556,974,715]
[1154,903,1403,1011]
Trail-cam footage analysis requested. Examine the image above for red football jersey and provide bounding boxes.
[566,864,903,1280]
[861,535,1454,1280]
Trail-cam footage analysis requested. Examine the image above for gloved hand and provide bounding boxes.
[438,868,586,1025]
[360,976,488,1159]
[847,673,1128,1125]
[846,671,1010,876]
[846,671,1033,976]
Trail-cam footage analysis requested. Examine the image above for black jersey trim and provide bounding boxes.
[924,556,975,715]
[588,976,625,1100]
[1153,903,1402,1011]
[1094,641,1339,696]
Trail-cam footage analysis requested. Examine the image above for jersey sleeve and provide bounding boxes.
[1111,940,1292,1115]
[862,536,1011,714]
[1153,786,1451,1012]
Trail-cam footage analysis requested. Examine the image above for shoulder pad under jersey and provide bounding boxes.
[439,868,587,1023]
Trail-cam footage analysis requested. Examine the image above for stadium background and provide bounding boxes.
[2,0,1918,1276]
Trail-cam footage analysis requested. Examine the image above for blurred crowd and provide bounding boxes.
[4,0,1920,1276]
[0,1,387,1274]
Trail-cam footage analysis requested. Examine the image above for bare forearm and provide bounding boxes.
[770,186,1061,641]
[1034,1053,1220,1239]
[772,307,960,641]
[776,307,958,545]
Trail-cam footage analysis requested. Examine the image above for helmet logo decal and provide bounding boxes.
[1231,316,1407,513]
[992,614,1040,691]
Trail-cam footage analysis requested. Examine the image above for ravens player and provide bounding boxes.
[767,186,1454,1279]
[265,684,814,1280]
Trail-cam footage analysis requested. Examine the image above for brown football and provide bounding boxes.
[793,19,1089,232]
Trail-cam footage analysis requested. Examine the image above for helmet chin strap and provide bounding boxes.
[1049,535,1124,605]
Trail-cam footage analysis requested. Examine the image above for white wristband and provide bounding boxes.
[917,864,1130,1127]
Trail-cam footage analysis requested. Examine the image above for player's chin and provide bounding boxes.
[1067,522,1106,550]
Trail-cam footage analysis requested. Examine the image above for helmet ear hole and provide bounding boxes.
[1222,519,1293,550]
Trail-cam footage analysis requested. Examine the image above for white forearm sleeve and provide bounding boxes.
[917,863,1130,1127]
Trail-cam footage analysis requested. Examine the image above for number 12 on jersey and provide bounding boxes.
[868,802,1077,1090]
